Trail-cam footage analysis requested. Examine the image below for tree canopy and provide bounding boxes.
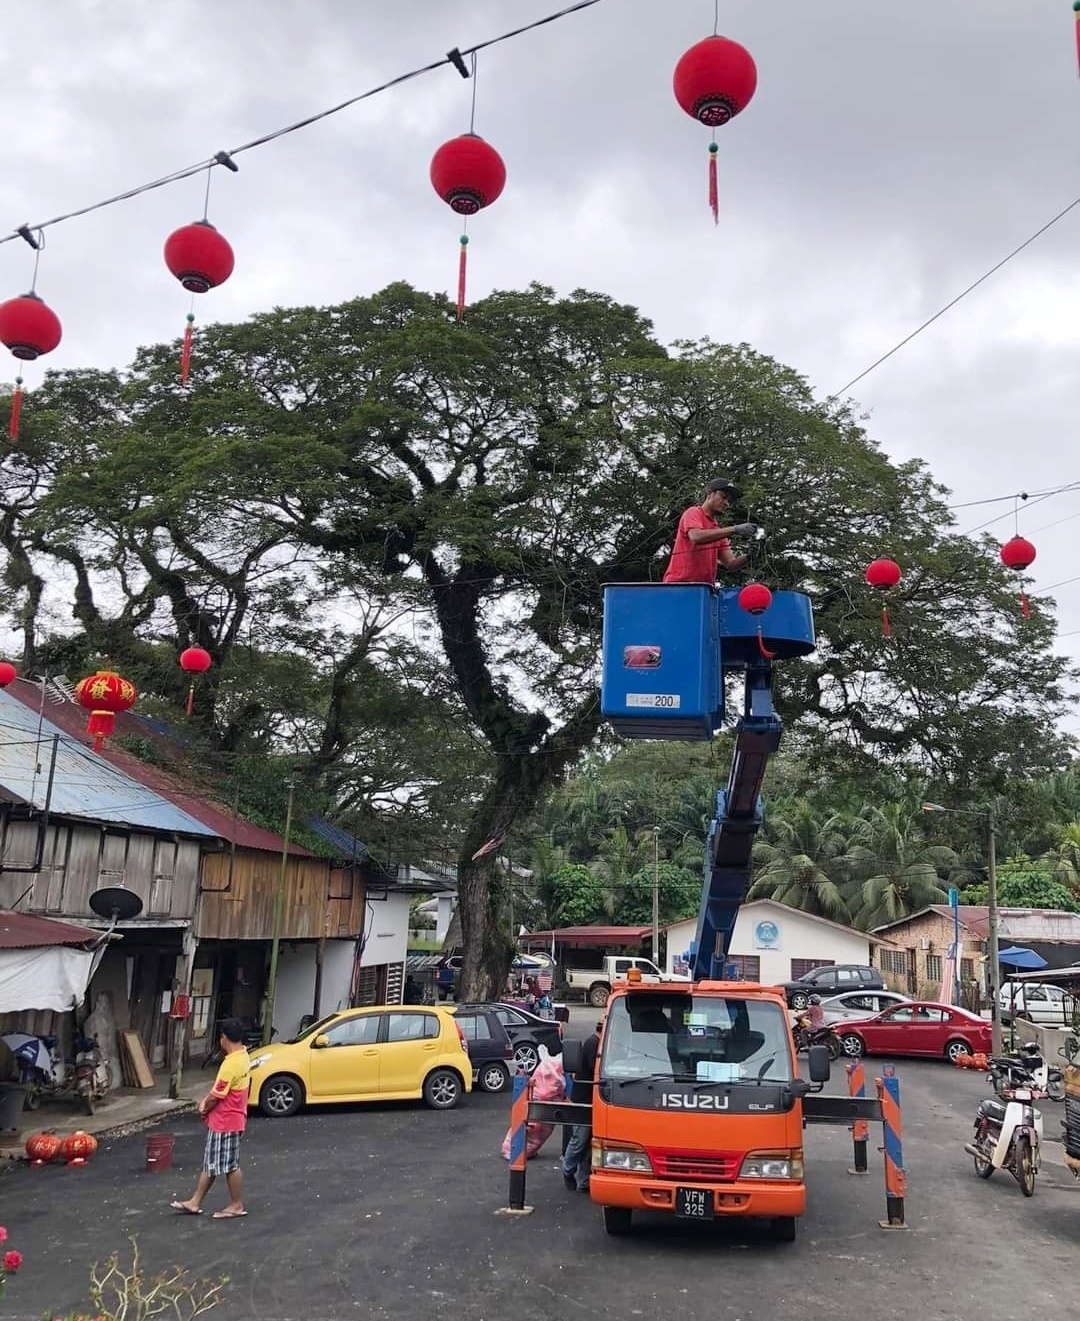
[1,281,1076,992]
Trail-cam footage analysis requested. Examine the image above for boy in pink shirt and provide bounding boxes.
[663,478,753,583]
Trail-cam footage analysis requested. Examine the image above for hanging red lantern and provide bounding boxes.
[179,645,212,716]
[0,292,62,441]
[737,583,772,615]
[737,582,776,658]
[25,1131,62,1166]
[73,669,138,752]
[60,1129,98,1167]
[865,558,902,638]
[163,221,235,387]
[673,34,758,223]
[1000,535,1037,618]
[0,661,16,687]
[430,133,506,321]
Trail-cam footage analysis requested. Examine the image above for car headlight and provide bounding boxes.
[739,1151,804,1180]
[593,1142,653,1174]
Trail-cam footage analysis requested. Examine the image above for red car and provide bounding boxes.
[836,1000,991,1064]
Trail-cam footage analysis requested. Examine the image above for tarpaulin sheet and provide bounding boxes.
[0,945,96,1013]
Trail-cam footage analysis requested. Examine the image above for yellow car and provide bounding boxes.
[247,1005,472,1118]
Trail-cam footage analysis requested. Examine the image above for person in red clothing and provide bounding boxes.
[662,478,754,584]
[171,1018,252,1219]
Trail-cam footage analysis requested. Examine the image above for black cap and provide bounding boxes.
[706,478,740,500]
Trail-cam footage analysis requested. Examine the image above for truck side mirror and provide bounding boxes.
[807,1044,831,1085]
[561,1040,583,1075]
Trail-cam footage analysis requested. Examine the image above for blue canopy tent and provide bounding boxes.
[998,945,1048,971]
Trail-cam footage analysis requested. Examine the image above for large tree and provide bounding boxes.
[2,281,1075,996]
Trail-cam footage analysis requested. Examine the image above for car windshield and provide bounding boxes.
[600,992,794,1085]
[285,1013,340,1045]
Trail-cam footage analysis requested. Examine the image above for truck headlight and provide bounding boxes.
[593,1142,653,1174]
[740,1151,804,1180]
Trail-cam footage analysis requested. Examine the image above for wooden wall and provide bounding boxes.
[0,817,201,921]
[197,852,365,941]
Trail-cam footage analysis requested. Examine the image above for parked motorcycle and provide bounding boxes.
[73,1035,112,1115]
[965,1052,1046,1196]
[792,1014,841,1060]
[1,1032,112,1112]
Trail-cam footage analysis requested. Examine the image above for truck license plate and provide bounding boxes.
[675,1187,713,1220]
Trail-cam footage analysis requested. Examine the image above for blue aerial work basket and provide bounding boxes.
[600,583,815,741]
[600,584,722,740]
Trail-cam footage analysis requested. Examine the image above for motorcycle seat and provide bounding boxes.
[977,1098,1008,1122]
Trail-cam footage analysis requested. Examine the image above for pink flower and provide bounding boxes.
[2,1250,22,1272]
[0,1227,7,1243]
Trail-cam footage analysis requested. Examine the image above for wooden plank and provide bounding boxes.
[119,1029,155,1089]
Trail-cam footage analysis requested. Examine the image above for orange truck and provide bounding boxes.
[568,973,831,1240]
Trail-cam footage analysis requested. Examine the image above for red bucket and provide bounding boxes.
[145,1132,176,1173]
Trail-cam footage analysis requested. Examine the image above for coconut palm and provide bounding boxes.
[747,801,856,923]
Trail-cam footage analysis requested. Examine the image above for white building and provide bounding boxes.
[663,899,884,986]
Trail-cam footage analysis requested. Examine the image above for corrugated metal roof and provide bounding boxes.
[306,817,370,861]
[3,680,311,856]
[0,909,101,949]
[521,925,653,947]
[0,690,216,836]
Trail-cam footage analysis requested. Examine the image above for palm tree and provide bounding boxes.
[838,802,972,929]
[747,801,856,923]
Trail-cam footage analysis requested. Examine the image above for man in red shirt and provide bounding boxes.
[662,478,754,584]
[171,1018,252,1219]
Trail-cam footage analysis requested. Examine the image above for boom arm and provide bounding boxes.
[691,658,782,981]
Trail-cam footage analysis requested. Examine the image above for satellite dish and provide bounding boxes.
[89,886,144,923]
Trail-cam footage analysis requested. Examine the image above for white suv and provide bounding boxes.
[999,981,1073,1025]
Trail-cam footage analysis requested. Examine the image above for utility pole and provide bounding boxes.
[264,781,295,1046]
[986,803,1002,1056]
[652,827,660,965]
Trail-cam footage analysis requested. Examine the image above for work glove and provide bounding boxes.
[730,522,758,537]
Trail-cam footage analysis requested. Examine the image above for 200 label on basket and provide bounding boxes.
[625,693,681,709]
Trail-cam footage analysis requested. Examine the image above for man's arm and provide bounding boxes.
[200,1056,237,1115]
[718,543,748,570]
[686,523,739,546]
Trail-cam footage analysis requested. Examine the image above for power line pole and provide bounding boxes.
[986,804,1002,1056]
[652,827,660,964]
[264,781,295,1046]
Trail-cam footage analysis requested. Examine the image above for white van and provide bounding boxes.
[999,981,1073,1025]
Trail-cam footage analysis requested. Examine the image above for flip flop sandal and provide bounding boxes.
[211,1209,248,1219]
[170,1202,203,1216]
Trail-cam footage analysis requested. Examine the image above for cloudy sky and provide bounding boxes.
[3,0,1079,731]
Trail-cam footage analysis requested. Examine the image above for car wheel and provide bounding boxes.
[770,1216,798,1242]
[603,1206,632,1236]
[840,1033,865,1058]
[513,1043,540,1074]
[945,1039,972,1064]
[259,1074,304,1118]
[790,992,811,1011]
[589,984,611,1008]
[424,1068,463,1110]
[479,1062,510,1094]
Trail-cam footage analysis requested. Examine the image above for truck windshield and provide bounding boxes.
[600,993,794,1085]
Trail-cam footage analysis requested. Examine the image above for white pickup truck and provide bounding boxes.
[562,955,692,1007]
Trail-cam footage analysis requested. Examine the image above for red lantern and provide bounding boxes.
[737,582,777,659]
[25,1131,62,1166]
[673,35,758,223]
[179,645,212,716]
[74,669,138,752]
[60,1129,98,1166]
[430,134,507,321]
[865,558,902,638]
[1000,535,1037,617]
[0,661,16,687]
[163,221,235,387]
[737,583,773,615]
[0,292,63,441]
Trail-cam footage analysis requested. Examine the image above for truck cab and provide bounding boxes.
[586,978,828,1239]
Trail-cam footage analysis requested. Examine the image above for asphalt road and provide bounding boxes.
[2,1038,1076,1321]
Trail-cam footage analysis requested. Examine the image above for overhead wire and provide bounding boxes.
[0,0,611,248]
